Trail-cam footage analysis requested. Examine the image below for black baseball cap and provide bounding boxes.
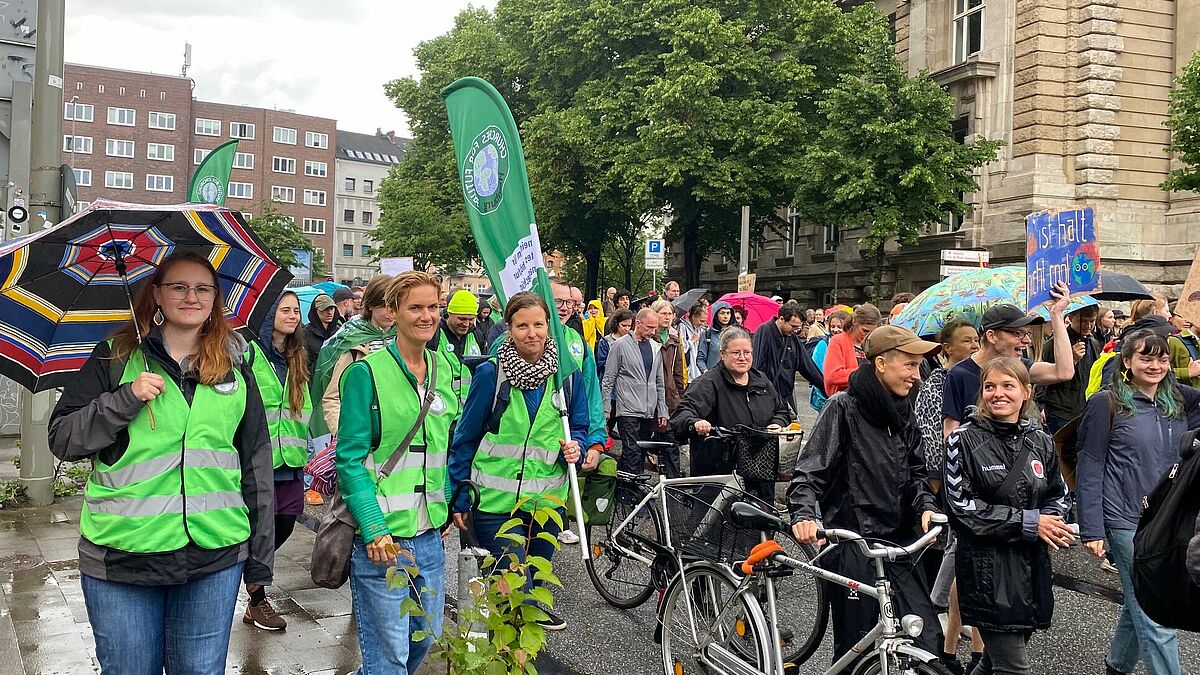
[981,304,1044,331]
[332,287,354,302]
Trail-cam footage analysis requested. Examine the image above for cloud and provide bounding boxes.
[63,0,497,135]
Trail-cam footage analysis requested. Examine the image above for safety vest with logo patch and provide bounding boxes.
[470,365,569,514]
[437,327,480,407]
[361,347,459,538]
[246,342,311,469]
[80,347,250,554]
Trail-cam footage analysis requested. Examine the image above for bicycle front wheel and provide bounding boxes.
[772,537,829,666]
[660,561,772,675]
[586,490,664,609]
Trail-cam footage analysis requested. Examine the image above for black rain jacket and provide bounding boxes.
[944,414,1069,632]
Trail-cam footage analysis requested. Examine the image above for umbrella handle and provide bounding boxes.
[141,348,156,431]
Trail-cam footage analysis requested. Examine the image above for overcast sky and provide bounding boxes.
[64,0,496,138]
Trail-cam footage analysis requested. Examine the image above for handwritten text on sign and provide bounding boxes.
[498,227,546,300]
[1025,207,1101,310]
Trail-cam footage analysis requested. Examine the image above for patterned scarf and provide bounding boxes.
[497,335,559,390]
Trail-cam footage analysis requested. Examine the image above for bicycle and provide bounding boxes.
[585,428,827,666]
[659,500,950,675]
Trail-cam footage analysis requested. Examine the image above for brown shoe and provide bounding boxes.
[305,489,325,506]
[243,599,287,631]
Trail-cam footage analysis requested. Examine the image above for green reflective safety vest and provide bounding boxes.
[361,347,459,538]
[437,327,480,407]
[81,347,250,553]
[471,365,569,514]
[246,342,312,469]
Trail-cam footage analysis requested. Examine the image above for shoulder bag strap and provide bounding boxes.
[377,354,439,479]
[995,434,1035,500]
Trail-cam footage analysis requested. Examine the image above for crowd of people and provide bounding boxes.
[38,254,1200,675]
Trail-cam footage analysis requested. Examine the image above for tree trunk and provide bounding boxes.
[869,246,887,304]
[584,249,601,301]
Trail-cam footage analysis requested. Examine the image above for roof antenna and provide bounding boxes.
[181,42,192,78]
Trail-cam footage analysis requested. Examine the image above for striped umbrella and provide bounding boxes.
[0,199,292,392]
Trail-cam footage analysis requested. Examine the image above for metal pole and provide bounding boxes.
[68,95,77,176]
[738,206,750,275]
[19,0,65,506]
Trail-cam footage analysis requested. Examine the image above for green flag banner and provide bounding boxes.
[442,76,578,383]
[188,139,239,205]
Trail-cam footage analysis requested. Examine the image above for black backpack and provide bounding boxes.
[1132,429,1200,631]
[795,336,827,397]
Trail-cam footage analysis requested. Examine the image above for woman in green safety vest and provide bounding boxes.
[241,289,311,632]
[47,252,275,675]
[449,291,590,632]
[336,271,460,675]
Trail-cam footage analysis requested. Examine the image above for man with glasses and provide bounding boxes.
[942,282,1074,437]
[1037,304,1102,434]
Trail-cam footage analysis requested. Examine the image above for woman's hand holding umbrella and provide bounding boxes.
[131,371,165,402]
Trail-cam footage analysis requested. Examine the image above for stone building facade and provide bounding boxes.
[333,130,407,285]
[687,0,1200,304]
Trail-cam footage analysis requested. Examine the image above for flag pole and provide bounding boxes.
[554,383,590,561]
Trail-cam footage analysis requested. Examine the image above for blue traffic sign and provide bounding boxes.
[646,239,663,254]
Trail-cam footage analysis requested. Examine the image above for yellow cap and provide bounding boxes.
[447,289,478,315]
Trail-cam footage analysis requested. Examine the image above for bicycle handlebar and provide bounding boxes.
[816,517,947,561]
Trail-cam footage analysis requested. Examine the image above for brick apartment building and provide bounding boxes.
[61,63,338,262]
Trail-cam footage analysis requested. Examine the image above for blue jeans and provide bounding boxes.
[349,530,445,675]
[1105,528,1181,675]
[472,508,562,586]
[81,562,244,675]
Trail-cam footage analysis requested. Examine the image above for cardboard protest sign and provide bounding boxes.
[1025,207,1101,310]
[1175,249,1200,327]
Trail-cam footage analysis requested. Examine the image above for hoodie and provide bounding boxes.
[698,301,735,372]
[304,297,341,377]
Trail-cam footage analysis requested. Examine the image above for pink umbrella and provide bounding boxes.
[710,292,780,332]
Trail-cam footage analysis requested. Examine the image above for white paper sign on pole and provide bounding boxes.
[380,256,415,276]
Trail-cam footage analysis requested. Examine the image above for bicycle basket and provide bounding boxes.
[734,429,780,481]
[664,481,776,565]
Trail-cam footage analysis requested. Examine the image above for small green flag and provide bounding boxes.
[441,77,579,384]
[188,139,238,205]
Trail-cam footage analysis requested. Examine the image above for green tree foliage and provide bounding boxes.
[1163,49,1200,193]
[244,201,319,271]
[374,167,473,271]
[790,15,1002,298]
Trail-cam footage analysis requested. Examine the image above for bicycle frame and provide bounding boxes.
[680,526,944,675]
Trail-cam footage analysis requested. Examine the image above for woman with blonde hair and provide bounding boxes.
[336,271,460,674]
[48,251,274,673]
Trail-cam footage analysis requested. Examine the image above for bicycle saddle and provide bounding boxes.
[730,501,789,533]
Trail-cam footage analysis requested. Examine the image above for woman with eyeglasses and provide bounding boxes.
[671,326,791,498]
[48,252,275,674]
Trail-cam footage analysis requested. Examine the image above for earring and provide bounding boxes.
[153,307,165,326]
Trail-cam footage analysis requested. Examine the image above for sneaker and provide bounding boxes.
[305,489,325,506]
[243,599,287,631]
[1100,559,1119,574]
[536,607,567,631]
[557,529,580,545]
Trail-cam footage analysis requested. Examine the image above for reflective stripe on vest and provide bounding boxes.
[81,346,250,554]
[247,342,312,469]
[438,328,479,406]
[470,364,569,513]
[361,347,459,538]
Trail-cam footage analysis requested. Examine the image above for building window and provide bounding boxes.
[195,118,221,136]
[362,179,374,194]
[74,169,92,186]
[106,139,134,158]
[822,223,841,254]
[271,186,296,203]
[954,0,984,64]
[234,152,254,169]
[63,135,92,154]
[344,209,355,224]
[228,182,254,200]
[107,107,135,126]
[230,122,255,140]
[344,178,355,191]
[304,160,327,177]
[361,211,373,225]
[272,156,296,174]
[76,81,82,90]
[148,111,176,130]
[160,92,166,101]
[118,86,125,96]
[361,245,371,258]
[303,218,326,235]
[303,189,326,206]
[273,126,297,145]
[145,174,174,192]
[306,131,329,148]
[139,89,146,98]
[64,101,94,122]
[194,148,210,165]
[146,143,175,161]
[97,84,104,93]
[343,244,354,257]
[785,208,801,258]
[935,117,971,234]
[104,171,133,189]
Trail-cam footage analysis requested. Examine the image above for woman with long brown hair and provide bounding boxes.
[48,251,274,674]
[240,289,311,631]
